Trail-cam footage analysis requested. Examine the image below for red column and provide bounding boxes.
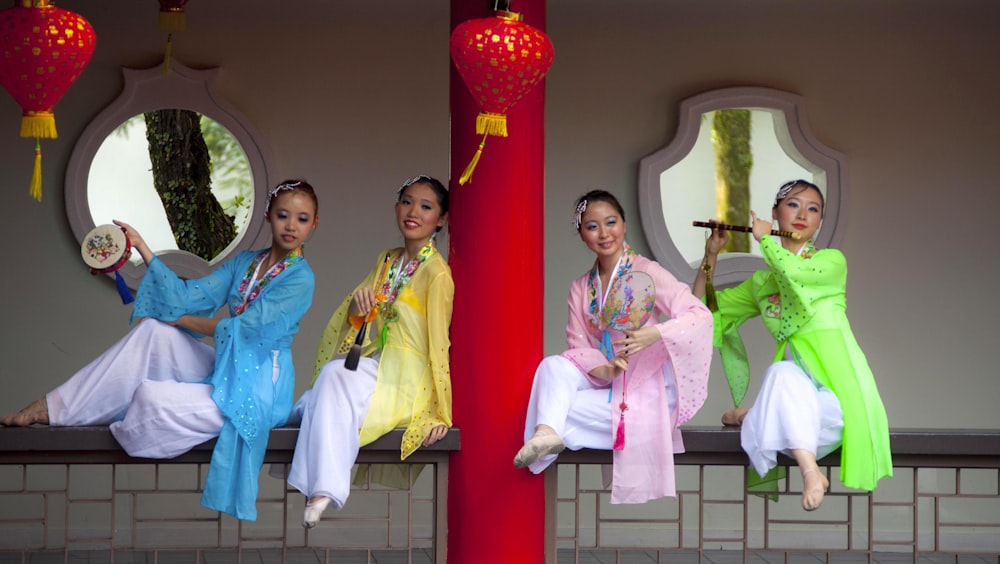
[447,1,547,562]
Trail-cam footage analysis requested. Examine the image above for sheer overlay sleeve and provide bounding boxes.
[640,258,713,425]
[561,276,612,386]
[713,275,762,407]
[131,255,234,332]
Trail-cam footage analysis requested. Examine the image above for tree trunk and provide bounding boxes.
[712,109,753,253]
[144,109,236,261]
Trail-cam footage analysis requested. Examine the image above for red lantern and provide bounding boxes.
[0,0,96,201]
[450,9,554,184]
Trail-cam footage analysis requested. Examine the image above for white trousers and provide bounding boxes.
[740,360,844,476]
[286,357,378,509]
[46,319,225,458]
[521,355,678,474]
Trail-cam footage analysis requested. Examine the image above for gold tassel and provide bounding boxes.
[162,33,173,75]
[475,112,508,137]
[30,142,42,202]
[20,111,57,139]
[158,10,186,32]
[459,135,488,185]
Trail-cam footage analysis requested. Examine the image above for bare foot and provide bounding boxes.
[721,407,748,426]
[513,427,565,468]
[801,467,829,511]
[0,397,49,427]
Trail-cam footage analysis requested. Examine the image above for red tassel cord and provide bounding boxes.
[613,372,628,451]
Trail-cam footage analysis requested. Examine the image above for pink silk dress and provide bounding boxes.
[556,254,713,503]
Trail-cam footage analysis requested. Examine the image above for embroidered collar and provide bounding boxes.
[234,246,304,315]
[798,241,818,259]
[378,241,436,324]
[586,242,636,332]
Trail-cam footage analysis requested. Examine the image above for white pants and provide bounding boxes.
[521,355,678,474]
[47,319,225,458]
[286,357,378,509]
[740,360,844,476]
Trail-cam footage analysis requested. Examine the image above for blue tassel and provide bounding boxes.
[599,330,614,361]
[115,272,134,305]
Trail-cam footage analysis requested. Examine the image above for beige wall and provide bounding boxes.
[1,0,998,437]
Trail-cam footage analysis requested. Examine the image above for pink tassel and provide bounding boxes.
[613,412,626,451]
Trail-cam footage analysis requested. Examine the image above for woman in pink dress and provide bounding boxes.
[513,190,713,504]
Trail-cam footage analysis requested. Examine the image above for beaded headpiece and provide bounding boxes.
[572,199,588,230]
[397,175,433,200]
[265,180,303,216]
[773,179,823,208]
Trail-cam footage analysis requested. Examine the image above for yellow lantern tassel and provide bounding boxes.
[20,111,57,140]
[162,33,173,75]
[158,10,186,32]
[30,142,42,202]
[459,135,488,185]
[475,112,508,137]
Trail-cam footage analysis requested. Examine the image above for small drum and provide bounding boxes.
[82,224,132,274]
[81,224,135,305]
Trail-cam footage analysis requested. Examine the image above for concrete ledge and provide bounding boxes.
[0,426,461,464]
[548,426,1000,468]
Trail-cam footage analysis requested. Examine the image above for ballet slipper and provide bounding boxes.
[0,397,49,427]
[513,428,565,469]
[721,407,748,427]
[302,496,332,528]
[801,467,829,511]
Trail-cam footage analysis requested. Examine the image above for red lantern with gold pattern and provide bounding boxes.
[450,9,554,184]
[0,0,96,200]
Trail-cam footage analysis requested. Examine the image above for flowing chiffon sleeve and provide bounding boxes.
[712,275,762,407]
[131,255,235,331]
[399,259,454,457]
[759,235,846,342]
[561,276,612,385]
[639,257,714,425]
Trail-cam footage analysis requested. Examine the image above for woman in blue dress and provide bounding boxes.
[1,180,320,521]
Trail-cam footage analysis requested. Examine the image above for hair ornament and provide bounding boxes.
[572,199,588,230]
[397,175,434,199]
[265,180,303,216]
[773,179,822,208]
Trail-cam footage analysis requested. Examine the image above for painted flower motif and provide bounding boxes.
[86,233,120,264]
[378,242,435,325]
[585,243,637,331]
[764,293,781,319]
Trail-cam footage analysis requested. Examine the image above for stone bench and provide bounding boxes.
[544,426,1000,563]
[0,425,460,563]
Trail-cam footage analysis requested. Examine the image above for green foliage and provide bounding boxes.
[200,116,252,223]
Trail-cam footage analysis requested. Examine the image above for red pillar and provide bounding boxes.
[447,1,547,562]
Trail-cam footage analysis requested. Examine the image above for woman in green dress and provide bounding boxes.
[693,179,892,511]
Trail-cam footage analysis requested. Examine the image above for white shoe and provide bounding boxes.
[303,496,331,528]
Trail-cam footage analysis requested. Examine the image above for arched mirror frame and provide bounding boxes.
[637,86,848,287]
[66,59,274,288]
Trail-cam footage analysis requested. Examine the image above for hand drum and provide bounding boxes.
[81,224,134,305]
[81,224,131,275]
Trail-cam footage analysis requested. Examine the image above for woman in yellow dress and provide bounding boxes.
[286,175,454,527]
